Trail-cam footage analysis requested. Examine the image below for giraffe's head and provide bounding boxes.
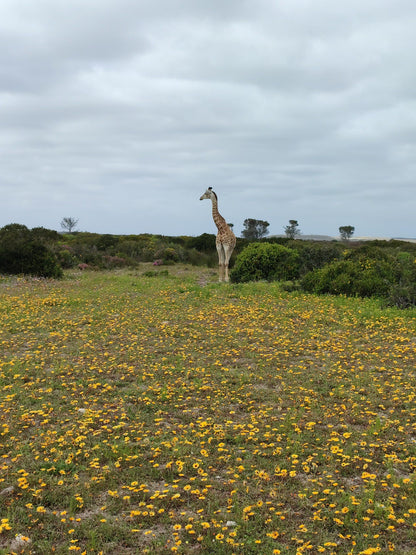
[200,187,217,201]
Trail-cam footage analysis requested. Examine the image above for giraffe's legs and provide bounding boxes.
[224,265,230,282]
[217,243,234,282]
[223,244,234,282]
[216,243,226,282]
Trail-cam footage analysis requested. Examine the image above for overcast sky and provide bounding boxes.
[1,0,415,238]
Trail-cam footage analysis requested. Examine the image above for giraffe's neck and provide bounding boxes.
[211,194,228,232]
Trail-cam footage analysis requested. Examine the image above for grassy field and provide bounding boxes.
[1,265,416,554]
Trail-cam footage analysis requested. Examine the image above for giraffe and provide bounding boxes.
[200,187,236,282]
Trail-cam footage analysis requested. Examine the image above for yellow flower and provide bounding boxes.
[267,531,279,539]
[0,518,12,533]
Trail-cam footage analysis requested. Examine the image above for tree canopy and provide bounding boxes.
[339,226,355,241]
[241,218,270,240]
[284,220,300,239]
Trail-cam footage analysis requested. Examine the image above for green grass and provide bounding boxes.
[1,265,416,554]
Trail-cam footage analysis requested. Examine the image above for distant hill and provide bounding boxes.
[271,234,334,241]
[271,235,416,243]
[299,234,335,241]
[391,237,416,243]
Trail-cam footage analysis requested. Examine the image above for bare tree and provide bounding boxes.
[60,217,79,234]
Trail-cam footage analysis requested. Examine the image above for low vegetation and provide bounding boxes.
[230,242,300,283]
[0,225,62,279]
[1,223,416,309]
[231,241,416,309]
[0,224,222,277]
[1,267,416,554]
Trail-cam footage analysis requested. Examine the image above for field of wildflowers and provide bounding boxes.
[1,266,416,554]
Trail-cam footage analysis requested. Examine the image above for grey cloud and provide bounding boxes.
[1,0,416,237]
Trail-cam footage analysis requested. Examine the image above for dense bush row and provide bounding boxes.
[1,223,416,308]
[231,241,416,308]
[57,232,220,269]
[0,224,62,278]
[230,241,343,283]
[0,225,221,277]
[301,246,416,308]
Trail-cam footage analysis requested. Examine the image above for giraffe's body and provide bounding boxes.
[200,187,236,282]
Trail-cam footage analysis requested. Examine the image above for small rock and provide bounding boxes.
[9,534,31,552]
[226,521,237,527]
[0,486,14,496]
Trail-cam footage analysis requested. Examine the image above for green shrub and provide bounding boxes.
[117,240,141,259]
[383,255,416,308]
[345,245,392,262]
[154,245,184,263]
[96,234,119,251]
[184,248,216,267]
[386,281,416,309]
[293,242,343,275]
[31,227,61,244]
[56,247,78,269]
[0,223,29,241]
[102,256,128,269]
[230,242,300,283]
[143,269,169,277]
[301,257,397,298]
[0,224,63,278]
[187,233,216,253]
